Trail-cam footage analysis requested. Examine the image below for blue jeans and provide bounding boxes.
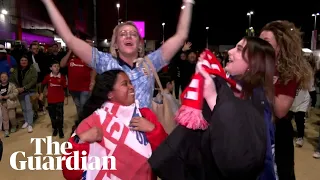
[69,91,90,119]
[18,93,35,126]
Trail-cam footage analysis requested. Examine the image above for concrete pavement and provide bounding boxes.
[0,97,319,180]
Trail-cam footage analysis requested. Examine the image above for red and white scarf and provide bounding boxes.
[76,101,153,180]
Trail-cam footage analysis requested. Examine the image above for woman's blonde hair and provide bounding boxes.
[109,21,145,58]
[261,20,313,90]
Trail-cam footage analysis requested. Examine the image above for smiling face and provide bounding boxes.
[115,24,141,57]
[225,39,249,76]
[109,72,135,106]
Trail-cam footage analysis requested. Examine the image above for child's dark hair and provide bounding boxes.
[73,69,125,129]
[51,61,59,66]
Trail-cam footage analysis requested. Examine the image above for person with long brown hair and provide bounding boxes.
[260,20,313,180]
[41,0,193,109]
[148,37,276,179]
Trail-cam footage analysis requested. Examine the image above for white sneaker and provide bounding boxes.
[22,122,28,129]
[313,152,320,159]
[27,126,33,133]
[295,138,304,147]
[4,130,9,137]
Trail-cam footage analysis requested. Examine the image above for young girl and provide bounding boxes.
[62,70,167,180]
[0,72,19,137]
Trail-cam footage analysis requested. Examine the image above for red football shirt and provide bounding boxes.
[67,57,92,92]
[274,70,299,98]
[42,73,67,104]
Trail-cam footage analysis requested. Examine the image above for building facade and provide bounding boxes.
[0,0,93,47]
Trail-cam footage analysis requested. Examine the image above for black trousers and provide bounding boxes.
[47,102,64,130]
[174,79,181,99]
[288,111,306,138]
[275,115,296,180]
[309,90,317,107]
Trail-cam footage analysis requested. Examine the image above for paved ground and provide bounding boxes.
[0,97,320,180]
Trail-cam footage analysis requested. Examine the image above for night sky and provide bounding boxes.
[97,0,320,50]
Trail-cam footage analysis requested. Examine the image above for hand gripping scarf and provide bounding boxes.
[175,49,242,130]
[76,100,153,180]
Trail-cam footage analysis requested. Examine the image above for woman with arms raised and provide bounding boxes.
[41,0,193,108]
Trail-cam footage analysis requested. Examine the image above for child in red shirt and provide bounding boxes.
[39,61,67,138]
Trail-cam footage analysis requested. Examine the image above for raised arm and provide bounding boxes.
[60,50,72,68]
[161,0,194,62]
[41,0,92,64]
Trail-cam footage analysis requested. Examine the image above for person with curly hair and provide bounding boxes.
[260,20,313,180]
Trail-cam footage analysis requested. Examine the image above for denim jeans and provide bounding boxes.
[18,93,35,126]
[69,91,90,119]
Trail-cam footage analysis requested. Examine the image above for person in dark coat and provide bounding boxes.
[148,37,276,180]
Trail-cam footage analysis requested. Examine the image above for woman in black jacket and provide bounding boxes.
[148,37,276,180]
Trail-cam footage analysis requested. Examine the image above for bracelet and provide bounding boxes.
[183,0,195,4]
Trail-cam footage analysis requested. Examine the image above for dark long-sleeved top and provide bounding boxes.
[148,77,267,180]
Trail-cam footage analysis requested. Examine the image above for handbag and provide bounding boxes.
[143,57,177,134]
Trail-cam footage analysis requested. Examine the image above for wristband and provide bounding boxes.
[183,0,195,4]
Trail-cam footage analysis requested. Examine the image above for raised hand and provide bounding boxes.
[182,42,192,51]
[196,60,217,100]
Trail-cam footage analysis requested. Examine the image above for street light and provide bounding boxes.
[247,11,254,28]
[312,13,319,30]
[162,23,165,42]
[116,3,120,24]
[206,27,209,48]
[1,9,8,15]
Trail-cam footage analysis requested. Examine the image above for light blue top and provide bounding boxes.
[90,48,167,108]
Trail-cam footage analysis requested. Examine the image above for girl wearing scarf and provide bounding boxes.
[62,69,167,180]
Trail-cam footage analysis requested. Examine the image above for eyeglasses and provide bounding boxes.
[119,30,139,38]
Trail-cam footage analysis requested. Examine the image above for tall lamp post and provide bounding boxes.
[312,13,319,30]
[206,27,209,49]
[311,13,319,50]
[116,3,120,24]
[247,11,254,28]
[162,22,165,42]
[247,11,254,36]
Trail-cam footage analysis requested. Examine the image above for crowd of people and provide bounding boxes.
[0,0,320,179]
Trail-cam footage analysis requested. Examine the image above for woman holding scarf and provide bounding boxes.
[148,37,276,180]
[62,70,167,180]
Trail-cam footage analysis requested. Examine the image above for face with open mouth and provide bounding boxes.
[116,25,140,57]
[225,38,249,76]
[109,72,135,106]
